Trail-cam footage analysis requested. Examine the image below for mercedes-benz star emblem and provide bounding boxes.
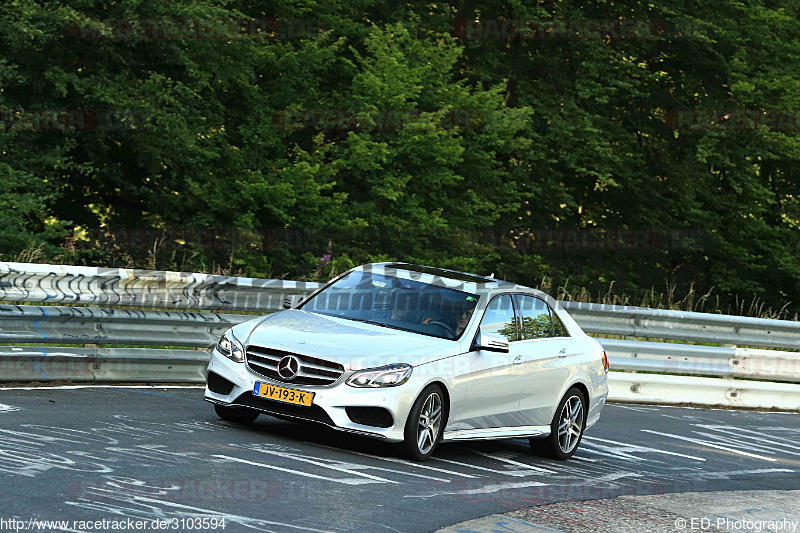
[277,355,301,380]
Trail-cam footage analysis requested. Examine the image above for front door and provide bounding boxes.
[452,294,523,430]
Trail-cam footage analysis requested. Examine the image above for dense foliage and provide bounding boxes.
[1,0,798,314]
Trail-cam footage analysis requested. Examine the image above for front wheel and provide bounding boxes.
[214,404,260,424]
[529,387,586,460]
[400,384,445,461]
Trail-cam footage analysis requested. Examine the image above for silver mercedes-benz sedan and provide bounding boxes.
[204,263,608,460]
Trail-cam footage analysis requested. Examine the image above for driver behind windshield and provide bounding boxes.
[454,308,472,336]
[389,292,474,338]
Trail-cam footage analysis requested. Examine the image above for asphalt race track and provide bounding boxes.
[0,387,798,532]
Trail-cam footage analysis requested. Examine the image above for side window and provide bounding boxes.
[551,309,571,337]
[479,294,518,342]
[515,294,553,340]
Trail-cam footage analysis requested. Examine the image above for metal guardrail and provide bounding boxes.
[0,304,247,347]
[3,262,798,348]
[0,346,209,383]
[0,262,317,311]
[561,302,800,351]
[600,338,800,383]
[1,262,798,409]
[607,372,800,411]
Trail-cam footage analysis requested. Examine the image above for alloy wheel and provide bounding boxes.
[557,395,584,453]
[417,392,442,455]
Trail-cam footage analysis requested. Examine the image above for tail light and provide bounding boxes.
[602,351,609,373]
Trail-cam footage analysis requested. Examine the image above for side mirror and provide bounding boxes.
[473,331,510,353]
[283,295,305,309]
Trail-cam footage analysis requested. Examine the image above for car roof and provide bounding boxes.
[354,262,519,293]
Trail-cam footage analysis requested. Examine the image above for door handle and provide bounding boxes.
[512,355,523,365]
[558,347,568,358]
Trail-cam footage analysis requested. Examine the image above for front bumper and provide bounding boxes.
[204,347,420,442]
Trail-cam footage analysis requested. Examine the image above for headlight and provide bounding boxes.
[216,329,244,363]
[346,364,413,388]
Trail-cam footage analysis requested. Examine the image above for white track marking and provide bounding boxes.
[641,430,777,462]
[589,472,643,482]
[689,468,794,479]
[337,465,451,483]
[612,404,662,412]
[660,414,691,421]
[211,454,392,485]
[307,442,479,478]
[582,436,707,461]
[468,450,558,473]
[0,404,20,413]
[431,457,545,477]
[103,447,187,465]
[405,480,548,498]
[689,430,785,455]
[303,458,451,482]
[692,425,800,456]
[243,447,412,484]
[70,484,334,532]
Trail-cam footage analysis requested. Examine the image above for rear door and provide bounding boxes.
[512,294,575,426]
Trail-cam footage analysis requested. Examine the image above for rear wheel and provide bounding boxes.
[529,387,586,460]
[400,384,445,461]
[214,404,260,424]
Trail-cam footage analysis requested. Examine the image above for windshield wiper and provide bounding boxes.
[345,318,411,332]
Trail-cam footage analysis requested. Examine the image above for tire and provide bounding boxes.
[399,384,446,461]
[529,387,587,460]
[214,404,260,424]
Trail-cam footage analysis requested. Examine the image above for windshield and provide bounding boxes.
[299,270,480,340]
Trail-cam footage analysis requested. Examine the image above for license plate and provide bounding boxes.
[253,382,313,407]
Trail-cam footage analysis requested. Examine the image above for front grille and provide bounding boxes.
[233,393,335,426]
[245,345,345,386]
[345,407,394,428]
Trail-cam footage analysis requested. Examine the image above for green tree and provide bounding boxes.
[1,0,798,314]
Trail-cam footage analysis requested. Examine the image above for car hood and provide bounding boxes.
[236,310,461,370]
